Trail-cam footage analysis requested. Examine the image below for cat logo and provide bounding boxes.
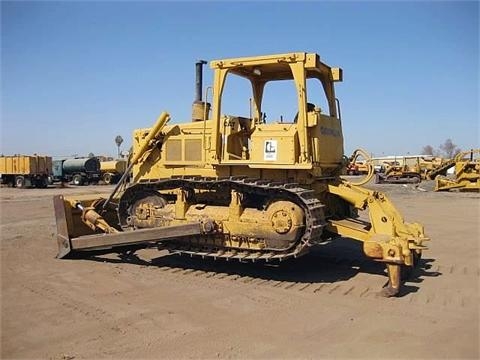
[264,140,277,161]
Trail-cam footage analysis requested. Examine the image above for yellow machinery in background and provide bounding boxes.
[100,159,127,184]
[375,158,422,184]
[0,155,52,188]
[53,52,429,297]
[435,149,480,191]
[421,156,455,180]
[345,159,370,176]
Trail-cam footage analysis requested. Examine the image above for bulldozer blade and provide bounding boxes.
[54,194,72,259]
[70,223,201,253]
[53,195,202,259]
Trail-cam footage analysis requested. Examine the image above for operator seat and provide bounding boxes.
[293,102,316,123]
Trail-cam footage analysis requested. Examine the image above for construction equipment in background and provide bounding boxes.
[371,155,455,181]
[51,157,101,185]
[422,157,456,180]
[374,157,422,184]
[343,149,375,188]
[345,161,370,176]
[345,162,359,175]
[53,52,429,297]
[100,159,127,184]
[435,149,480,192]
[355,161,370,175]
[0,155,52,188]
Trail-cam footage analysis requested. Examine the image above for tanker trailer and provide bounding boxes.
[52,157,101,185]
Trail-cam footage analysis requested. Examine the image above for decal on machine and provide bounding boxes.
[264,140,277,161]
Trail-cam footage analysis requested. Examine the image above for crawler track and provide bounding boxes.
[118,177,327,261]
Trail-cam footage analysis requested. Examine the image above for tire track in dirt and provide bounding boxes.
[106,252,478,309]
[17,279,192,357]
[112,259,377,302]
[17,281,161,340]
[80,234,479,311]
[19,282,113,322]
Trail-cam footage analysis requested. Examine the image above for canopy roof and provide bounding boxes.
[210,52,342,83]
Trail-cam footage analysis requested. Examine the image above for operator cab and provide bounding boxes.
[208,52,344,169]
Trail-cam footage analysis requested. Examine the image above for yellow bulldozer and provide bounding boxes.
[435,149,480,191]
[420,156,453,180]
[375,158,422,184]
[53,52,429,296]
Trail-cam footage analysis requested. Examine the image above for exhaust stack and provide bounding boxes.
[192,60,210,121]
[195,60,206,102]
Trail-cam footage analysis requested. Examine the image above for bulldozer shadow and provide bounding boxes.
[83,237,439,297]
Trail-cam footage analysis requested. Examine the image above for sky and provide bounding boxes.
[1,1,478,158]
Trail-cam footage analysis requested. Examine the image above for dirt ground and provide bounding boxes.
[1,181,479,359]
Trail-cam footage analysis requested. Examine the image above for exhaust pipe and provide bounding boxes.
[195,60,207,102]
[192,60,210,121]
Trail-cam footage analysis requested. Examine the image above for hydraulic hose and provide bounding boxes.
[345,148,374,186]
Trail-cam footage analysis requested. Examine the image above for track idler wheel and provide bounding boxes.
[120,190,168,229]
[266,201,304,235]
